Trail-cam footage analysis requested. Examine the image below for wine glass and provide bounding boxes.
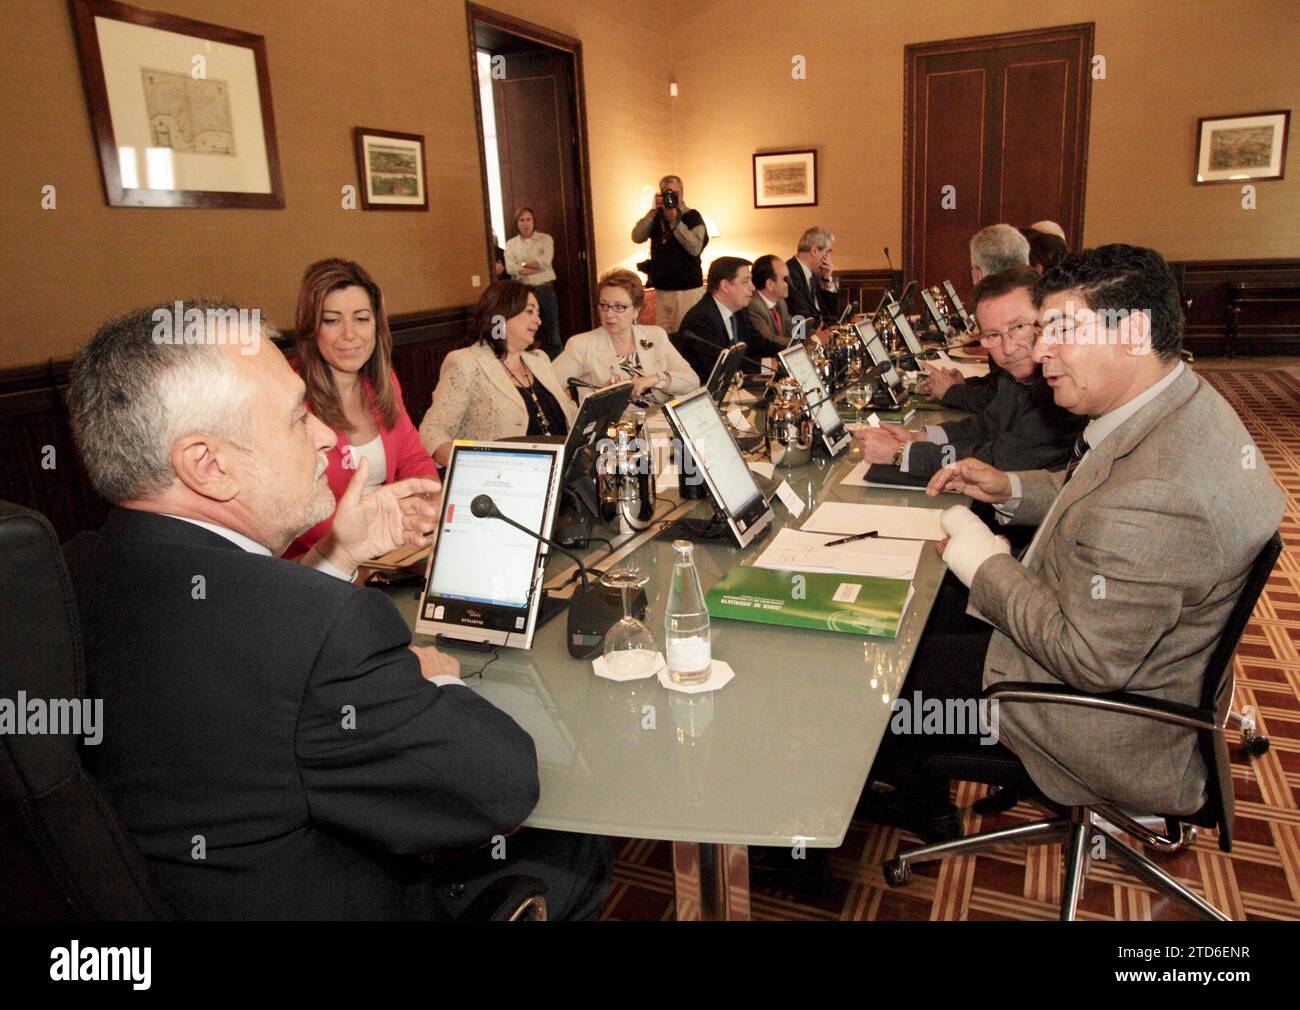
[844,384,873,423]
[601,567,659,677]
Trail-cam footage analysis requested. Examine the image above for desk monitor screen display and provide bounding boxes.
[705,341,747,403]
[857,324,905,406]
[920,288,953,340]
[416,442,563,649]
[943,280,974,331]
[778,343,850,456]
[888,301,925,361]
[664,389,773,548]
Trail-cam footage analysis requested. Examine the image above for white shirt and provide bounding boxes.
[758,292,778,311]
[162,513,463,689]
[503,233,556,286]
[350,436,387,491]
[713,297,739,342]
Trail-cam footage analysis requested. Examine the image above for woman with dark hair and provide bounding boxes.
[284,257,438,559]
[418,279,577,466]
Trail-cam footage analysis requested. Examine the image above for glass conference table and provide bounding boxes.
[386,407,968,920]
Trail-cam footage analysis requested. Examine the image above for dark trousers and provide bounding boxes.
[869,573,997,810]
[533,284,562,357]
[408,828,612,921]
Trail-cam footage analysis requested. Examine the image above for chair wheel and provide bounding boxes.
[1244,733,1270,756]
[883,859,913,888]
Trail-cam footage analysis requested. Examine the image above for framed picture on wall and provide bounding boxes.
[353,128,429,211]
[69,0,285,208]
[1195,110,1290,184]
[753,149,818,208]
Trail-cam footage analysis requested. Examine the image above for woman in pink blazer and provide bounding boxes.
[285,258,438,559]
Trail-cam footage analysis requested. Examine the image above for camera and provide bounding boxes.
[660,189,679,210]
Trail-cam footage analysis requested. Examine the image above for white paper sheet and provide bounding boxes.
[932,350,989,379]
[753,528,924,579]
[748,460,776,480]
[800,501,946,541]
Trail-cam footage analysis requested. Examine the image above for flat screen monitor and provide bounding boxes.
[856,323,905,407]
[943,280,974,332]
[777,343,851,457]
[415,441,564,649]
[887,301,926,364]
[920,288,954,341]
[663,388,773,549]
[705,341,748,403]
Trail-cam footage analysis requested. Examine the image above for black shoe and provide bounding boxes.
[972,786,1021,816]
[860,788,963,843]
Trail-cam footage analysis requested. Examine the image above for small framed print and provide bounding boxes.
[753,149,817,208]
[353,128,428,211]
[70,0,285,209]
[1195,110,1290,185]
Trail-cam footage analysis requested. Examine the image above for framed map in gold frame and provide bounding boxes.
[70,0,285,208]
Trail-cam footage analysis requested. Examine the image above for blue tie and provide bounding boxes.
[728,314,738,344]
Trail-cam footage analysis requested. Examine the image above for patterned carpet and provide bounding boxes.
[599,366,1300,921]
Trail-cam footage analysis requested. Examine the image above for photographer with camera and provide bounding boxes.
[631,175,709,333]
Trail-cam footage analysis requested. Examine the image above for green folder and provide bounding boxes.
[705,566,913,638]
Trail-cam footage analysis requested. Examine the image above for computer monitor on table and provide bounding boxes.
[777,342,851,457]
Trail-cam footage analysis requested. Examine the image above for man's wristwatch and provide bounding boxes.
[891,444,906,468]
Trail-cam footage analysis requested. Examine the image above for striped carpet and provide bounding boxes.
[599,366,1300,921]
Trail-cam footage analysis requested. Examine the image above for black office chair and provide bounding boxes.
[0,501,546,922]
[883,531,1283,921]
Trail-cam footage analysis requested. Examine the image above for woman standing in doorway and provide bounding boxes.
[503,207,561,356]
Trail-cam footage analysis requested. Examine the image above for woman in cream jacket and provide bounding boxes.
[419,280,578,466]
[552,268,700,403]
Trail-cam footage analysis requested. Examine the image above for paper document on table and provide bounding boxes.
[932,350,989,379]
[801,501,946,541]
[753,528,923,579]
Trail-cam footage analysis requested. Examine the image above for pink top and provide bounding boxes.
[284,369,438,559]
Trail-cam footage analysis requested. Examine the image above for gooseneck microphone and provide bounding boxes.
[470,493,626,658]
[675,329,776,375]
[884,247,898,298]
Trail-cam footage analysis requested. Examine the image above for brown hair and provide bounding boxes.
[970,266,1043,313]
[513,206,536,234]
[597,268,645,310]
[294,258,398,431]
[469,280,536,359]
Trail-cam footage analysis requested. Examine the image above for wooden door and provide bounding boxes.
[492,48,590,339]
[904,24,1094,302]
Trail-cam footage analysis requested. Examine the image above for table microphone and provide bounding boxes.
[884,247,899,299]
[469,493,634,659]
[675,329,777,375]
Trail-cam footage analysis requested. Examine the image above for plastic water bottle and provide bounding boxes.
[665,540,712,685]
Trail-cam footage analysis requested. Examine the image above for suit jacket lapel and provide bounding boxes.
[475,343,527,416]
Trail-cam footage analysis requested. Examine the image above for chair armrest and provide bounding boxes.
[981,682,1217,732]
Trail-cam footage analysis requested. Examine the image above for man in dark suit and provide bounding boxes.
[855,268,1085,479]
[62,301,611,919]
[674,256,785,378]
[746,254,794,347]
[785,226,839,334]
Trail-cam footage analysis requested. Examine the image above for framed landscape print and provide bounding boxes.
[753,149,818,208]
[70,0,285,208]
[353,128,429,211]
[1195,110,1290,185]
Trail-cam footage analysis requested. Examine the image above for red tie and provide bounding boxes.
[771,306,783,337]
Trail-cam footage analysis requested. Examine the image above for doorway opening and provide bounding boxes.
[467,3,596,349]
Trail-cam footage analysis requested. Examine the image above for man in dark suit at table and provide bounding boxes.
[62,301,611,919]
[854,267,1084,480]
[865,245,1285,841]
[674,256,785,378]
[746,254,795,348]
[786,226,839,336]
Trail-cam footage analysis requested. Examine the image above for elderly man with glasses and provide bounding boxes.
[855,266,1085,480]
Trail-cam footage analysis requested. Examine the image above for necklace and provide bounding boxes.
[504,357,552,435]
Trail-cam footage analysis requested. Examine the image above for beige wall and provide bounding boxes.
[2,0,1296,367]
[668,0,1300,271]
[0,0,672,366]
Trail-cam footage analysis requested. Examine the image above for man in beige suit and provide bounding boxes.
[746,254,794,347]
[867,244,1284,840]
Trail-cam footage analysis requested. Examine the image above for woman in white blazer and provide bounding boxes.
[419,280,578,466]
[552,268,700,402]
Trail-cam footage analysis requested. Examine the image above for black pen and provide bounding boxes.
[823,530,879,547]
